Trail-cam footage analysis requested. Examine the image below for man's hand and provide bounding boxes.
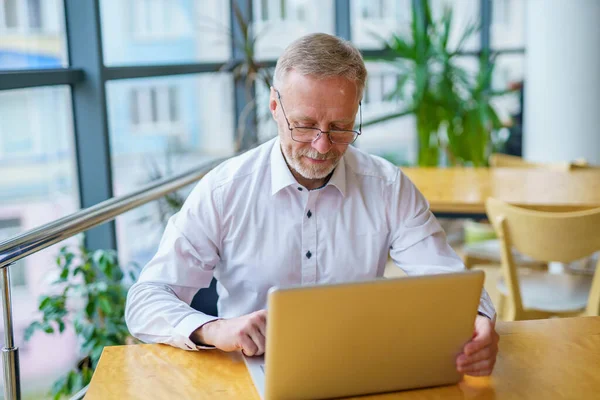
[190,310,267,356]
[456,315,499,376]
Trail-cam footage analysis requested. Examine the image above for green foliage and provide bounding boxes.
[365,0,514,166]
[25,242,140,399]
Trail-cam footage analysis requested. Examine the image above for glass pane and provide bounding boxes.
[0,85,80,397]
[355,61,417,166]
[106,73,235,267]
[491,54,524,153]
[100,0,231,66]
[430,0,480,52]
[491,0,525,49]
[252,0,335,60]
[351,0,412,50]
[0,0,68,70]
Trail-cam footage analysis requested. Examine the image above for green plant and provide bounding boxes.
[365,0,513,166]
[25,242,140,399]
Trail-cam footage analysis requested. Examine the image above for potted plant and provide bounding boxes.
[25,241,140,399]
[364,0,512,166]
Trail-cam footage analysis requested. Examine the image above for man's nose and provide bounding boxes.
[311,131,333,154]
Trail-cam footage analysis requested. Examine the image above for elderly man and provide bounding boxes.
[125,33,498,377]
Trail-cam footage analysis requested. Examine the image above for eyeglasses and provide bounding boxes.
[275,89,362,145]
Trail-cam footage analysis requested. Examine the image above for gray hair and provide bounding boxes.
[273,33,367,101]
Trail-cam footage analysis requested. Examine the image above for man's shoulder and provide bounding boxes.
[344,145,400,185]
[203,138,276,190]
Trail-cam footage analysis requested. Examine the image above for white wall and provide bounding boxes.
[524,0,600,164]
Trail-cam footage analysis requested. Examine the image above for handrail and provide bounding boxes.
[0,154,234,400]
[0,156,229,268]
[68,383,88,400]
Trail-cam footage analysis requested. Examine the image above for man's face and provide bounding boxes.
[270,71,360,182]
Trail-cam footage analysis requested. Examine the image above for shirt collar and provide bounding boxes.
[270,137,347,197]
[270,138,299,196]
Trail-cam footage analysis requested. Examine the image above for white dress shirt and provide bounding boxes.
[125,137,495,350]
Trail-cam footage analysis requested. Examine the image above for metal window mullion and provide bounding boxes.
[0,69,84,91]
[230,0,256,150]
[334,0,351,40]
[481,0,492,54]
[64,0,116,251]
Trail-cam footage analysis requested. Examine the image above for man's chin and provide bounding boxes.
[297,161,335,180]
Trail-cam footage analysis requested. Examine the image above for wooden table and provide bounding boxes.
[86,317,600,399]
[401,167,600,216]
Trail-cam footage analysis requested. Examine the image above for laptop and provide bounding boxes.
[244,270,485,400]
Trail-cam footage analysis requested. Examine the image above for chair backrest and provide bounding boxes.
[486,198,600,262]
[489,153,572,171]
[486,198,600,316]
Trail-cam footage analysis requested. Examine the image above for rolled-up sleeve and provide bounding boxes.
[387,170,496,320]
[125,177,223,350]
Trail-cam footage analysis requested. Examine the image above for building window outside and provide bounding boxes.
[257,0,307,22]
[0,0,43,32]
[129,85,182,134]
[132,0,191,39]
[493,0,511,26]
[0,90,42,158]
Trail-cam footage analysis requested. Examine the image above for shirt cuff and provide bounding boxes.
[174,312,220,350]
[477,311,491,319]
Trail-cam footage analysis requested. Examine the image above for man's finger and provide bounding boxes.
[457,358,495,376]
[247,327,266,356]
[465,321,495,355]
[240,334,259,356]
[457,345,493,367]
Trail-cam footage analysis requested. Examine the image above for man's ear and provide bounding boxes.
[269,86,278,119]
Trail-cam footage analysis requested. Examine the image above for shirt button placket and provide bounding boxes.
[301,190,318,285]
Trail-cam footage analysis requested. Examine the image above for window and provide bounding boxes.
[351,0,412,50]
[491,0,525,49]
[2,0,19,29]
[129,85,181,133]
[493,0,511,26]
[256,0,307,22]
[107,74,235,267]
[132,0,186,39]
[0,90,41,157]
[252,0,335,60]
[100,0,231,65]
[1,0,45,31]
[357,62,416,166]
[430,0,480,52]
[0,218,26,288]
[0,0,67,70]
[491,54,524,127]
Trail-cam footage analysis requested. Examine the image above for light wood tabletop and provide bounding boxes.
[401,167,600,215]
[86,316,600,400]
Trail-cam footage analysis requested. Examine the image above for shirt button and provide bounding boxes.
[307,210,312,218]
[297,187,303,191]
[306,251,312,259]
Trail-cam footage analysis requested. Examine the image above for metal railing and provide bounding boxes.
[0,155,231,400]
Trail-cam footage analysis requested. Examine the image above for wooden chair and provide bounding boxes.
[488,153,572,170]
[462,153,576,270]
[485,198,600,321]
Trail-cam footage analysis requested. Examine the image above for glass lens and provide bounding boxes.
[329,130,357,144]
[292,127,319,142]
